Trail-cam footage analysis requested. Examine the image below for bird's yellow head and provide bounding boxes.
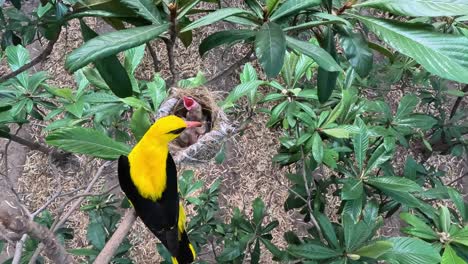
[146,115,201,144]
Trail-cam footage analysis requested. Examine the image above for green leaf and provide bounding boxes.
[260,238,284,259]
[395,114,438,131]
[400,212,438,240]
[199,29,255,56]
[5,44,29,87]
[448,188,466,222]
[338,26,373,78]
[367,177,422,193]
[314,212,339,249]
[353,241,393,259]
[181,8,251,32]
[286,36,341,72]
[46,127,131,160]
[266,0,281,14]
[380,237,441,264]
[255,22,286,78]
[452,226,468,246]
[80,20,133,98]
[395,94,419,119]
[130,107,151,142]
[253,197,265,226]
[365,144,393,175]
[355,0,468,17]
[343,214,375,251]
[311,132,324,163]
[65,98,85,118]
[217,245,242,261]
[439,206,451,233]
[120,0,161,24]
[124,44,146,74]
[87,221,106,250]
[317,27,339,103]
[353,15,468,84]
[342,178,363,200]
[322,127,351,138]
[147,74,167,111]
[353,117,368,173]
[223,80,265,108]
[288,243,342,260]
[68,248,100,256]
[442,245,465,264]
[66,24,169,72]
[270,0,321,21]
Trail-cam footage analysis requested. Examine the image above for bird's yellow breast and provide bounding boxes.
[128,142,168,201]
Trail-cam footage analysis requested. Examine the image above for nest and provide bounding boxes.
[157,87,234,165]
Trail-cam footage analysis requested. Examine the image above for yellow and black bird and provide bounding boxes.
[118,115,200,264]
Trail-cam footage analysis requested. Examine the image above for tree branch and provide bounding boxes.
[146,42,161,72]
[165,3,179,87]
[0,209,72,263]
[1,132,51,155]
[205,50,254,87]
[0,32,61,83]
[450,84,468,119]
[93,209,137,264]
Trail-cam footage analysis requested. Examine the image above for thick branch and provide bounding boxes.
[93,210,137,264]
[205,50,254,87]
[2,132,51,155]
[0,211,72,263]
[165,3,179,87]
[0,32,61,83]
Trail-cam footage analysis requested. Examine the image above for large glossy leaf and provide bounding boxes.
[286,36,341,72]
[223,80,265,108]
[5,45,29,87]
[442,245,465,264]
[46,127,131,160]
[288,243,342,260]
[338,26,373,78]
[66,23,169,72]
[80,20,133,98]
[355,0,468,17]
[199,29,255,56]
[353,117,369,173]
[181,8,252,32]
[270,0,321,21]
[120,0,161,24]
[354,15,468,84]
[317,27,339,103]
[130,107,151,141]
[367,177,422,193]
[255,22,286,78]
[380,237,441,264]
[353,241,393,259]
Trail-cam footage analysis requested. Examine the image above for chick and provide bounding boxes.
[183,96,208,140]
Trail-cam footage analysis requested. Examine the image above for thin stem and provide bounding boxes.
[450,84,468,119]
[4,132,51,155]
[165,3,178,87]
[0,31,61,83]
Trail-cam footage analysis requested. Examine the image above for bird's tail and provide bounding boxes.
[171,230,196,264]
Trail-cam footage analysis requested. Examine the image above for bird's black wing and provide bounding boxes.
[118,154,180,255]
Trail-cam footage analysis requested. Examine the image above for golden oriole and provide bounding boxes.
[118,115,200,264]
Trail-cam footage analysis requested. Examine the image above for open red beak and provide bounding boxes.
[183,96,195,110]
[185,121,202,128]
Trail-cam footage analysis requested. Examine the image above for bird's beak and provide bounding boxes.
[185,121,202,128]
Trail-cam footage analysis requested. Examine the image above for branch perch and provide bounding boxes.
[93,209,137,264]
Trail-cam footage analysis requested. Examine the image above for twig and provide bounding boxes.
[448,172,468,186]
[11,234,28,264]
[0,32,61,83]
[93,209,137,264]
[146,42,161,72]
[450,84,468,119]
[205,50,254,87]
[31,187,63,218]
[165,3,179,87]
[28,161,111,264]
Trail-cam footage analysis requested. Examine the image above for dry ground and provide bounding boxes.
[1,1,467,263]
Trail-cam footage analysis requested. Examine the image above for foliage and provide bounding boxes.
[1,0,468,263]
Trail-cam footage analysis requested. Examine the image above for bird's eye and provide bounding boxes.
[167,127,185,134]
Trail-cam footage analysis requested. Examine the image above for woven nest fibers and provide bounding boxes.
[157,87,234,165]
